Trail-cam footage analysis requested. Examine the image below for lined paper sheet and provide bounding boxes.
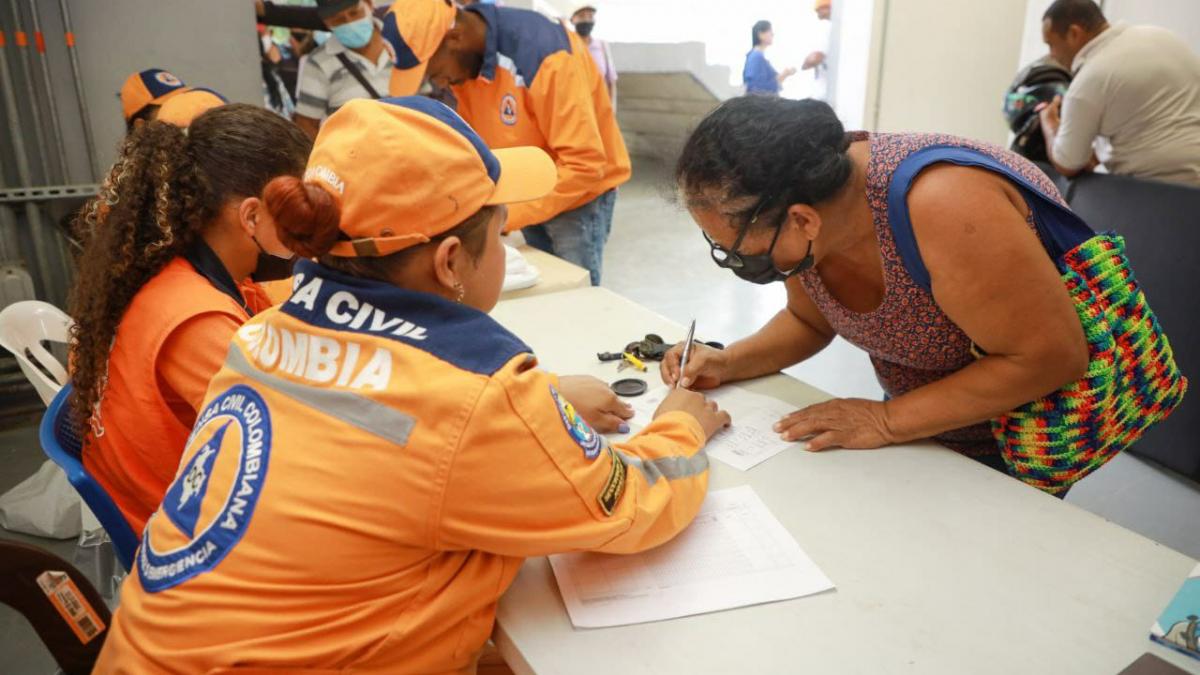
[626,385,800,471]
[548,486,834,628]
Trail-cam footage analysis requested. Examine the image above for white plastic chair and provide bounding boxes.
[0,302,83,535]
[0,299,84,536]
[0,300,72,405]
[0,301,117,598]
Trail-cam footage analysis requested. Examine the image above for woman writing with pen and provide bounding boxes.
[660,95,1184,495]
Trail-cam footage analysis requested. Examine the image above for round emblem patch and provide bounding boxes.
[551,385,603,460]
[500,94,518,126]
[155,71,182,87]
[138,385,272,592]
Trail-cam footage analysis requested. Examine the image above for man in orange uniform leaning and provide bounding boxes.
[93,96,727,673]
[384,0,630,285]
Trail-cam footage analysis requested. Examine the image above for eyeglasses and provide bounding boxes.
[702,194,815,285]
[703,194,785,270]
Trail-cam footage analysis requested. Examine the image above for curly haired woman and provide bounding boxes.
[69,103,311,533]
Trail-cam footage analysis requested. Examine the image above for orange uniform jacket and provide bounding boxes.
[95,260,709,674]
[449,5,631,231]
[83,252,271,534]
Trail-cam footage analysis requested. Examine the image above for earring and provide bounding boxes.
[454,282,465,303]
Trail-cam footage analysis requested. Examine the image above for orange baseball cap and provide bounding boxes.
[120,68,190,121]
[304,97,556,257]
[156,88,228,127]
[382,0,457,96]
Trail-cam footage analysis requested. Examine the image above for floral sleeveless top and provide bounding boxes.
[798,132,1066,456]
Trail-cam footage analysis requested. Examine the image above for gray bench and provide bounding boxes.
[1066,172,1200,481]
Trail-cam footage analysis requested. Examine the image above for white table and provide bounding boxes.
[490,287,1200,675]
[500,246,590,301]
[258,247,588,307]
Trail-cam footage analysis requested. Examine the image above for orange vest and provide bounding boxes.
[450,5,631,231]
[95,260,708,674]
[83,257,267,535]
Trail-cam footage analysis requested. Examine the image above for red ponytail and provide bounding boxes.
[263,175,342,259]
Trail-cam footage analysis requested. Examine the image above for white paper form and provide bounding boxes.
[548,486,834,628]
[625,385,800,471]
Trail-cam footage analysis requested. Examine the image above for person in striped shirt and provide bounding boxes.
[293,0,394,139]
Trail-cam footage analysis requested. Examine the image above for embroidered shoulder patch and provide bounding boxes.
[551,384,603,460]
[597,445,627,516]
[500,93,518,126]
[139,384,272,592]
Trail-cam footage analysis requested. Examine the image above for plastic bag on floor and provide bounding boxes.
[0,459,81,539]
[74,529,125,603]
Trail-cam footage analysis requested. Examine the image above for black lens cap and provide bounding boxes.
[611,378,649,397]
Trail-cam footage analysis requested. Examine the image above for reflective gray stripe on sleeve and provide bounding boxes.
[615,448,709,484]
[224,346,415,446]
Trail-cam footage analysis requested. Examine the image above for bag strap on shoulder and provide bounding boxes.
[884,145,1095,294]
[335,52,382,100]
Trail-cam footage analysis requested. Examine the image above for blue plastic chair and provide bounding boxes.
[39,385,139,571]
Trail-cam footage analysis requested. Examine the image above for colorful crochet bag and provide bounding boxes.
[887,145,1188,494]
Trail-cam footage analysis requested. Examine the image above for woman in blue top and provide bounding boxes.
[744,20,796,96]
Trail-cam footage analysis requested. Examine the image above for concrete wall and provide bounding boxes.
[615,71,719,165]
[836,0,883,131]
[2,0,263,184]
[607,42,732,165]
[0,0,264,305]
[1019,0,1057,68]
[1104,0,1200,54]
[64,0,264,171]
[870,0,1027,145]
[1021,0,1200,67]
[611,41,738,101]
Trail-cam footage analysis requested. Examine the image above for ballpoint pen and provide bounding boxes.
[675,319,696,389]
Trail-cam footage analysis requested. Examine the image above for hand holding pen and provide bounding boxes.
[660,322,730,390]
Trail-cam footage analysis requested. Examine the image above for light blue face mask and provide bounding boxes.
[313,30,331,46]
[332,16,374,49]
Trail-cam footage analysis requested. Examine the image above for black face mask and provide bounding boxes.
[574,21,595,38]
[703,199,815,285]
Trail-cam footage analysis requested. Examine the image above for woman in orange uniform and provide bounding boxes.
[94,97,729,674]
[69,104,312,535]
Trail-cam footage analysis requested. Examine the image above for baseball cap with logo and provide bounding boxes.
[382,0,457,96]
[304,96,555,257]
[315,0,360,18]
[119,68,190,122]
[156,88,229,127]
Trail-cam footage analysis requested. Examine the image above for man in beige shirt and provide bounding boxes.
[1038,0,1200,187]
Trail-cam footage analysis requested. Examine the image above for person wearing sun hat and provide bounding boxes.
[93,96,729,674]
[383,0,630,286]
[119,67,190,130]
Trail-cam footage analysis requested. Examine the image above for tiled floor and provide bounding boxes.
[2,156,1197,672]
